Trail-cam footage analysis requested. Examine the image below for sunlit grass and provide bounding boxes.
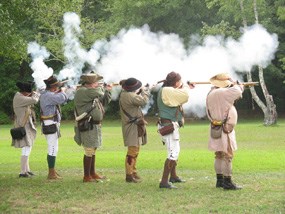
[0,119,284,213]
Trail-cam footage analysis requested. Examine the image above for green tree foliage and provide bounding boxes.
[103,0,219,43]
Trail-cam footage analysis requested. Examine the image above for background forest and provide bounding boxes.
[0,0,284,124]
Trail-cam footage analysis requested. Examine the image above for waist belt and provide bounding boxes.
[41,115,56,120]
[160,118,172,124]
[92,120,101,125]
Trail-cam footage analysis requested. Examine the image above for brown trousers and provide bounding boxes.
[125,146,140,175]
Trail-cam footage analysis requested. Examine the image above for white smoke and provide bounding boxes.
[27,42,54,89]
[95,24,278,117]
[58,12,101,85]
[27,12,279,117]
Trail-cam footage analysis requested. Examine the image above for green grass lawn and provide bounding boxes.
[0,119,284,213]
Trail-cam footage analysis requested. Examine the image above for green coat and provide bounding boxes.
[74,86,111,148]
[119,89,150,147]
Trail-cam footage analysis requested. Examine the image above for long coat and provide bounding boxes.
[119,89,150,147]
[74,86,111,148]
[12,92,39,148]
[207,85,244,153]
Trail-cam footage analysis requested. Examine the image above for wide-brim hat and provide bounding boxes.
[122,77,142,92]
[44,75,61,87]
[16,81,34,93]
[80,73,103,84]
[210,73,232,88]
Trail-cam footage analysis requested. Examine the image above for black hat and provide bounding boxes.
[44,75,60,88]
[16,81,34,93]
[122,78,142,92]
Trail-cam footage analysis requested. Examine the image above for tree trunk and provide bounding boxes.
[239,0,277,125]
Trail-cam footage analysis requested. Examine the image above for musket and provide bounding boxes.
[76,82,120,88]
[60,80,69,84]
[187,81,259,87]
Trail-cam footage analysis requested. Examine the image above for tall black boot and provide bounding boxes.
[223,176,242,190]
[216,174,224,188]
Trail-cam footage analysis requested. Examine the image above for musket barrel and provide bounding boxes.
[187,81,259,86]
[187,81,211,84]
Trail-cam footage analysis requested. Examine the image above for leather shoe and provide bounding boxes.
[169,177,186,183]
[19,173,29,178]
[27,171,35,176]
[159,182,178,189]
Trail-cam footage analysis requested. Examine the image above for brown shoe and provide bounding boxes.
[126,174,141,183]
[83,176,96,183]
[55,170,62,179]
[132,172,141,180]
[47,168,58,180]
[91,173,106,181]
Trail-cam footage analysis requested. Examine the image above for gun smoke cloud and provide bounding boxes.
[28,12,279,117]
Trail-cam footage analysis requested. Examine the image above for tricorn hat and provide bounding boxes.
[80,72,103,84]
[44,75,60,88]
[16,81,34,93]
[122,77,142,92]
[210,73,232,88]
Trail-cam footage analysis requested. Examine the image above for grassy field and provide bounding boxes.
[0,118,284,213]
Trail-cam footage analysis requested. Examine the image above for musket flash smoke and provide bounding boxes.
[27,12,278,117]
[27,42,54,89]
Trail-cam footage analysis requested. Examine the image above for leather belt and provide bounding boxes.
[160,118,172,124]
[92,120,101,125]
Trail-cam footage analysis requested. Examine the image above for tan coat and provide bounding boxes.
[12,92,39,148]
[120,89,150,147]
[207,85,244,153]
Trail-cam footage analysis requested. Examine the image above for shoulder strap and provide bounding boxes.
[75,97,102,120]
[206,88,229,124]
[120,103,133,120]
[21,106,31,127]
[119,101,142,123]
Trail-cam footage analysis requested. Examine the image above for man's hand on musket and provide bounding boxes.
[186,81,196,89]
[104,83,113,91]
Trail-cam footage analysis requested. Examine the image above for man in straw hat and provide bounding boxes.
[74,72,112,182]
[157,71,194,189]
[12,81,39,178]
[119,77,150,183]
[40,75,68,180]
[206,73,244,190]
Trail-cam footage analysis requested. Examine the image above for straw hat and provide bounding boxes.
[80,72,103,84]
[209,73,232,88]
[122,77,142,92]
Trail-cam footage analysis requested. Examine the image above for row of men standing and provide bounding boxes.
[12,71,244,190]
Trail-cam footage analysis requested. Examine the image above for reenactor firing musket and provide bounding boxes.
[186,81,259,87]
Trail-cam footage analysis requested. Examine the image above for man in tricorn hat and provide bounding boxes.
[12,81,39,178]
[74,72,112,182]
[206,73,244,190]
[40,75,68,180]
[119,77,150,183]
[157,71,194,189]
